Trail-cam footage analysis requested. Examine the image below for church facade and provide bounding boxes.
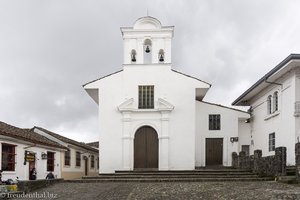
[84,17,250,173]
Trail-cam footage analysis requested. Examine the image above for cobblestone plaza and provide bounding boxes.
[13,181,300,200]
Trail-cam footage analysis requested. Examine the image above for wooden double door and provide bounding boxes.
[134,126,158,169]
[206,138,223,166]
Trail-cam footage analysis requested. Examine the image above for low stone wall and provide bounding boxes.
[296,143,300,182]
[232,147,286,177]
[17,179,63,193]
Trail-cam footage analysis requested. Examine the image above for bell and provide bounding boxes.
[145,46,150,53]
[159,54,164,62]
[131,54,136,62]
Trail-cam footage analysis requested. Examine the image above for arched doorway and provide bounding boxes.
[134,126,158,169]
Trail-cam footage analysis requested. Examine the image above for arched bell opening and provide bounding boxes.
[131,49,137,63]
[158,49,165,63]
[143,39,152,64]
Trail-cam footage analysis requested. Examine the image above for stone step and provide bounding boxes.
[286,171,296,176]
[277,176,297,184]
[103,172,255,176]
[67,177,274,183]
[83,175,259,179]
[286,166,296,169]
[115,169,252,173]
[286,166,296,176]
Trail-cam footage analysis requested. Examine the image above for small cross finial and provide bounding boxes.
[147,9,149,16]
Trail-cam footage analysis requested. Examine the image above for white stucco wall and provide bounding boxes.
[0,138,61,181]
[61,146,98,174]
[294,71,300,145]
[86,64,209,173]
[238,119,251,152]
[32,128,99,178]
[122,17,173,65]
[249,71,298,165]
[195,101,250,167]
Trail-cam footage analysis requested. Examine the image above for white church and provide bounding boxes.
[84,16,300,173]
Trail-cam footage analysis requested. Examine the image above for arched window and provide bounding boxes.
[143,39,152,64]
[158,49,164,63]
[273,91,278,112]
[267,95,272,114]
[131,49,136,63]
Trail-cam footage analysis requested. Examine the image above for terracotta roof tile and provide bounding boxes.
[34,127,98,153]
[0,121,67,150]
[86,141,99,148]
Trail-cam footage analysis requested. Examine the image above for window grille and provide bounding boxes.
[209,114,221,130]
[138,86,154,109]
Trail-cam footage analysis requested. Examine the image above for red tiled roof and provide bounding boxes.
[86,141,99,148]
[34,127,98,153]
[0,121,67,150]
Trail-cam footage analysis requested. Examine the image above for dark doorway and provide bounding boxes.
[134,126,158,169]
[206,138,223,166]
[29,160,35,180]
[84,158,88,176]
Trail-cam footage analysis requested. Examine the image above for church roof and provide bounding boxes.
[82,70,123,87]
[133,16,162,29]
[199,101,249,114]
[171,69,211,87]
[120,16,174,37]
[83,69,211,88]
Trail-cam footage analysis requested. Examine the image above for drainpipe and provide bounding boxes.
[264,78,282,86]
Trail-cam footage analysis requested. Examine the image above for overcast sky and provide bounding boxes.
[1,0,300,142]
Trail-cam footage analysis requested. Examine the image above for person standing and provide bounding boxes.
[30,168,37,180]
[45,171,55,179]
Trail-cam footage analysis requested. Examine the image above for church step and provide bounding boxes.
[84,173,257,177]
[67,177,274,183]
[115,169,252,173]
[286,166,296,176]
[83,175,259,179]
[277,176,297,184]
[110,172,254,176]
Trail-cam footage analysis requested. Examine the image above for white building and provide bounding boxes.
[33,127,99,179]
[196,101,250,167]
[84,16,249,173]
[232,54,300,165]
[0,121,65,181]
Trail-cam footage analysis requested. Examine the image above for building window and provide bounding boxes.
[209,114,221,130]
[241,145,250,156]
[47,152,55,171]
[76,151,81,167]
[64,150,70,166]
[1,143,16,171]
[97,157,99,169]
[138,85,154,109]
[269,133,275,151]
[273,92,278,112]
[91,155,94,168]
[267,95,272,114]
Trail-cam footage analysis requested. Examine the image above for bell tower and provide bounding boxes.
[121,16,174,65]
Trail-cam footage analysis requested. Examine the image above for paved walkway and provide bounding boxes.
[12,181,300,200]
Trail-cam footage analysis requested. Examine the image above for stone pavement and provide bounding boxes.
[12,181,300,200]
